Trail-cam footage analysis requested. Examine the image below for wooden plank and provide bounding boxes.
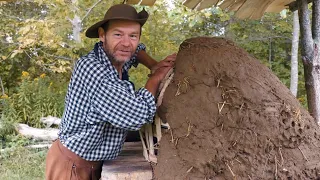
[250,0,274,19]
[119,142,143,150]
[101,142,152,180]
[234,0,258,19]
[105,162,150,169]
[235,0,274,19]
[266,0,294,12]
[228,0,246,11]
[197,0,219,11]
[183,0,202,9]
[126,0,141,5]
[219,0,236,10]
[140,0,156,6]
[118,149,142,154]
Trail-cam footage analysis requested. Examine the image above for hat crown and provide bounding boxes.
[85,4,148,38]
[104,4,139,20]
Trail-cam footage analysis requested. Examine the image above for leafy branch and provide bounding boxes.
[81,0,102,22]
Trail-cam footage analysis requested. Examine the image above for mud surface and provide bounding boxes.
[154,37,320,179]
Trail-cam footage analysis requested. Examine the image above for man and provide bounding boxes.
[46,4,175,180]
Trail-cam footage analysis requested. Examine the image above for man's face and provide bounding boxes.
[99,20,141,64]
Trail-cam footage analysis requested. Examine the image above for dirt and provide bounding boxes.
[154,37,320,180]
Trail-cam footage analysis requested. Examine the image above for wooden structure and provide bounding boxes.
[101,142,153,180]
[1,0,299,19]
[127,0,295,19]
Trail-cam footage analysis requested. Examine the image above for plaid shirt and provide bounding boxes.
[58,42,156,161]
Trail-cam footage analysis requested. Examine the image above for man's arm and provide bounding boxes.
[136,49,176,72]
[136,50,157,70]
[92,78,156,131]
[91,65,172,131]
[144,66,172,96]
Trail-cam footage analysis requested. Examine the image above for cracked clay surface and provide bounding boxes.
[154,37,320,180]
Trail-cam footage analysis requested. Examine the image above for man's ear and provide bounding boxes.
[98,27,105,42]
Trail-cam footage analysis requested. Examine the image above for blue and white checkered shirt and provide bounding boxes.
[58,42,156,161]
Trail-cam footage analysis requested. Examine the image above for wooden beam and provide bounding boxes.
[219,0,236,10]
[218,0,295,19]
[266,0,295,12]
[228,0,246,11]
[183,0,202,9]
[288,0,312,11]
[101,142,153,180]
[126,0,141,5]
[234,0,274,19]
[250,0,274,19]
[140,0,156,6]
[197,0,219,11]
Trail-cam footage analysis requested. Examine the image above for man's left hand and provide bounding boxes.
[151,53,177,74]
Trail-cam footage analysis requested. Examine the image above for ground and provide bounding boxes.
[0,137,46,180]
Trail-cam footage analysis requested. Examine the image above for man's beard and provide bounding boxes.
[104,47,118,64]
[103,37,132,64]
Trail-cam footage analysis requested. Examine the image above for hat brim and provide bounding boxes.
[85,15,147,38]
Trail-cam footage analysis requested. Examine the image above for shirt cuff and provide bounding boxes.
[131,43,146,68]
[136,87,156,123]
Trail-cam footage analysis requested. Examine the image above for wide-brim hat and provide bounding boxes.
[85,4,149,38]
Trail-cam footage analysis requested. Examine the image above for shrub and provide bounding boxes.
[0,72,67,133]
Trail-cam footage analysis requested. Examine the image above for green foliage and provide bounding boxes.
[129,65,150,89]
[1,72,67,130]
[137,1,181,58]
[0,96,18,138]
[0,135,30,149]
[0,112,17,139]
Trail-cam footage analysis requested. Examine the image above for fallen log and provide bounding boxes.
[27,144,52,149]
[40,116,61,127]
[17,123,58,141]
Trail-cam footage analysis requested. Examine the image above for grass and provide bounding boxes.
[0,146,47,180]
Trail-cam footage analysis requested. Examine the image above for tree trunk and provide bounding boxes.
[298,0,320,123]
[70,0,103,43]
[71,0,81,43]
[290,10,300,97]
[72,15,82,43]
[269,37,273,70]
[0,76,4,96]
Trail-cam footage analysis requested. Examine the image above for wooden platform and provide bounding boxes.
[101,142,153,180]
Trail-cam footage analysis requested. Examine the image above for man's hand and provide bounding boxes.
[144,53,176,97]
[151,66,173,82]
[145,61,174,97]
[150,53,176,74]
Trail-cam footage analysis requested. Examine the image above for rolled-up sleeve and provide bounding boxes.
[91,78,156,131]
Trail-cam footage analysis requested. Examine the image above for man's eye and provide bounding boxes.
[114,34,121,37]
[130,35,138,39]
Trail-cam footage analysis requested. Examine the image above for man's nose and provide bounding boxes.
[121,35,130,46]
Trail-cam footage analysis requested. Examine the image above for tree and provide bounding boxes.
[294,0,320,123]
[290,10,300,97]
